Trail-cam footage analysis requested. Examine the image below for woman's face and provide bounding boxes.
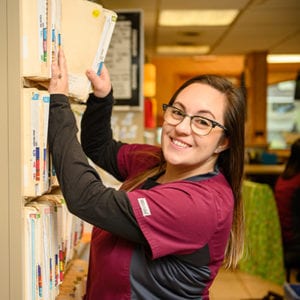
[161,82,229,175]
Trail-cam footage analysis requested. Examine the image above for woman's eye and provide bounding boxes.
[195,118,210,127]
[173,109,184,116]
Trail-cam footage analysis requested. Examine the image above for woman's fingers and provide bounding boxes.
[48,48,69,95]
[58,48,68,78]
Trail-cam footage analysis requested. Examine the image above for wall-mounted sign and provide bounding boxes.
[105,10,143,109]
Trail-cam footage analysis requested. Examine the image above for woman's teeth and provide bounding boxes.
[172,138,189,148]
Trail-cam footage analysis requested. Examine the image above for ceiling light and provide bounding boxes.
[159,9,239,26]
[157,45,210,55]
[267,55,300,63]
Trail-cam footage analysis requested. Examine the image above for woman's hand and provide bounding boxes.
[48,48,69,96]
[86,64,112,98]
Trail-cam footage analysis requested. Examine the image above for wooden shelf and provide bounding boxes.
[244,164,284,175]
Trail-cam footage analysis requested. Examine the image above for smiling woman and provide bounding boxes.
[48,48,246,299]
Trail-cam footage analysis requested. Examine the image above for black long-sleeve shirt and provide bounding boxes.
[48,92,146,244]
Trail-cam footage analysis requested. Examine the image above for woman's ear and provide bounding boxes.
[215,137,230,154]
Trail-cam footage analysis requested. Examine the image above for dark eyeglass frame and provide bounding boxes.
[162,104,228,136]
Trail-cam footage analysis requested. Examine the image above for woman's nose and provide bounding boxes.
[175,116,192,135]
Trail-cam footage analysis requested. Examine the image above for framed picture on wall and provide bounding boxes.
[105,10,144,109]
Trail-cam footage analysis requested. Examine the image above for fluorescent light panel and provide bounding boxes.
[157,45,210,54]
[159,9,239,26]
[267,55,300,63]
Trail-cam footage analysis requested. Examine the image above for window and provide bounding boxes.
[267,80,300,149]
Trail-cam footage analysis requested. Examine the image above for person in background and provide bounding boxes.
[275,138,300,281]
[48,48,246,299]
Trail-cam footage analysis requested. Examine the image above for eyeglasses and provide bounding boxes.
[162,104,228,136]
